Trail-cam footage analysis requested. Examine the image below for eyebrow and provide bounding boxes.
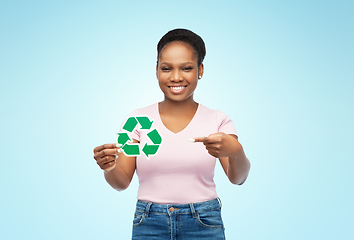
[160,62,194,65]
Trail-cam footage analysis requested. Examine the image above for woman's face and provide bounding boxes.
[156,41,203,103]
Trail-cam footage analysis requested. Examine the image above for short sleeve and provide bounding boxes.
[120,109,141,142]
[216,110,238,137]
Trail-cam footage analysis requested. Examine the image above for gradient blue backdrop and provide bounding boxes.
[1,0,353,239]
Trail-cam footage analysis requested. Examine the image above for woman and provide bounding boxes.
[93,28,251,239]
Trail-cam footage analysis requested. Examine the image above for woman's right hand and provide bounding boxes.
[93,143,120,172]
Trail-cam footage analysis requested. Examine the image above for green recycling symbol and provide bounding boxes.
[117,116,162,158]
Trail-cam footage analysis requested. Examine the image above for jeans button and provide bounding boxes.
[169,207,175,212]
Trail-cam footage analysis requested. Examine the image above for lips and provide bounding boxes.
[168,85,187,94]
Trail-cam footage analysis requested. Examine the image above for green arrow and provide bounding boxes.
[136,116,153,129]
[142,143,159,158]
[147,129,162,144]
[122,144,140,155]
[123,117,138,132]
[117,133,131,145]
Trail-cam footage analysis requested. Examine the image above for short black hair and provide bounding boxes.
[157,28,206,67]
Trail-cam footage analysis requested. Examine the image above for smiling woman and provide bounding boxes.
[157,41,202,104]
[93,28,251,239]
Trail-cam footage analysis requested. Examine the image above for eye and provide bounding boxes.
[161,67,170,71]
[183,67,193,71]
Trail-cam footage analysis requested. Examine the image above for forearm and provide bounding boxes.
[104,164,132,191]
[227,148,251,185]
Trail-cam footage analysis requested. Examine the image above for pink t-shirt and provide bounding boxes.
[121,103,237,204]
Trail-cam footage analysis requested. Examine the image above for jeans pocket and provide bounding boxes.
[133,211,145,227]
[196,209,224,229]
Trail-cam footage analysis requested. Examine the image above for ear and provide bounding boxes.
[198,63,204,79]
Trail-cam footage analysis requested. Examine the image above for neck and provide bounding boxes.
[159,96,198,115]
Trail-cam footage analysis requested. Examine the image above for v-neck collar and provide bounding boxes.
[156,102,201,135]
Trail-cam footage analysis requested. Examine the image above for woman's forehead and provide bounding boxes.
[159,41,197,62]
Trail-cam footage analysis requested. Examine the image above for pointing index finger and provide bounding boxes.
[189,137,207,143]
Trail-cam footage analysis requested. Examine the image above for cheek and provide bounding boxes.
[186,70,198,80]
[157,75,166,85]
[157,71,168,80]
[187,75,199,84]
[157,79,167,92]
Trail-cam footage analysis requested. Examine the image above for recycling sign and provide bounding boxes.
[117,116,162,158]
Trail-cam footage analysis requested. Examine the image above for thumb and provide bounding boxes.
[189,137,207,143]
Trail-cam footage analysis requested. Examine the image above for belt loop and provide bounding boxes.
[144,202,153,218]
[217,197,222,208]
[189,203,197,218]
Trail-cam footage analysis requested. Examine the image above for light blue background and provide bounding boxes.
[1,0,353,239]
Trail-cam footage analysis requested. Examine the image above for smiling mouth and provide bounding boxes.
[169,85,187,90]
[168,85,187,94]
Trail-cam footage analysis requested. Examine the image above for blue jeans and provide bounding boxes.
[132,198,226,240]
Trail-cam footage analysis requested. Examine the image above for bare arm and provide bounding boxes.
[193,133,251,185]
[93,140,138,191]
[219,137,250,185]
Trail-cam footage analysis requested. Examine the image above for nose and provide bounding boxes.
[170,69,183,82]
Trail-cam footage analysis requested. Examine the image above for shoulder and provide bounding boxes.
[199,104,231,121]
[127,103,157,116]
[199,104,237,135]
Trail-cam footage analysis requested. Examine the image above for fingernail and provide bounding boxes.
[117,148,123,153]
[116,144,122,148]
[188,139,195,142]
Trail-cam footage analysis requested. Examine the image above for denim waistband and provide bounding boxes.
[135,198,222,217]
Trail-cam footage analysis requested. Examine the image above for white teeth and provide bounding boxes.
[171,86,184,90]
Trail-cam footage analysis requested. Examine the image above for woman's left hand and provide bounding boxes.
[192,132,243,158]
